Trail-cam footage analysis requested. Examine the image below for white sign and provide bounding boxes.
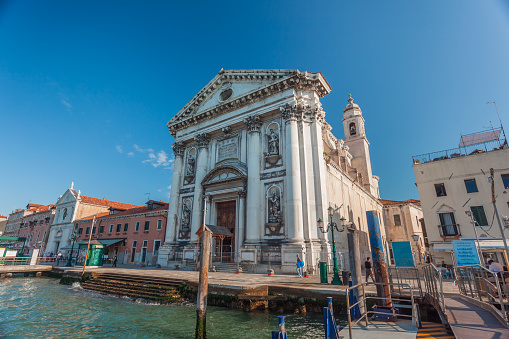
[30,249,39,265]
[452,240,480,266]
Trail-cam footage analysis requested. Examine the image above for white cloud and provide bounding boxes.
[127,152,134,157]
[167,185,172,190]
[134,144,145,153]
[127,144,174,169]
[115,145,123,153]
[61,99,72,110]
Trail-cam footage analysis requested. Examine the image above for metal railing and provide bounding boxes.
[0,256,56,266]
[422,264,446,314]
[454,265,508,321]
[413,138,505,164]
[388,266,423,297]
[346,282,419,338]
[438,224,461,237]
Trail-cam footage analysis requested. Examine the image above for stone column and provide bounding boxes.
[237,188,247,254]
[164,142,185,244]
[311,107,328,241]
[281,102,304,243]
[244,115,262,243]
[190,133,210,243]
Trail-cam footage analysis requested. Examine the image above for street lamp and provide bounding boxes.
[318,206,345,285]
[65,231,78,267]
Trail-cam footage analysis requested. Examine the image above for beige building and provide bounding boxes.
[4,203,45,237]
[381,199,425,264]
[413,131,509,265]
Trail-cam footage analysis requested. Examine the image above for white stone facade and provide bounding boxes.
[159,70,386,274]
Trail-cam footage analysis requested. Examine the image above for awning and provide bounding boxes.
[98,238,125,247]
[463,239,507,249]
[196,224,233,237]
[432,243,453,252]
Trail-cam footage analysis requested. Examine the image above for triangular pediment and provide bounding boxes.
[436,203,455,212]
[167,69,331,134]
[56,189,77,205]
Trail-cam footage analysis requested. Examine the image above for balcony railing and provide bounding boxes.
[413,138,506,164]
[438,224,461,237]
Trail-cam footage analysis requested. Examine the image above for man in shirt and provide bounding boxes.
[365,257,375,283]
[488,259,504,280]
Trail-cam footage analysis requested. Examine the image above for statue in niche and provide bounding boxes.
[268,191,281,223]
[349,122,356,136]
[268,129,279,155]
[181,204,191,229]
[186,156,195,176]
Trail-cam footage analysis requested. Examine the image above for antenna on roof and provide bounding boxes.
[145,193,150,201]
[487,102,506,141]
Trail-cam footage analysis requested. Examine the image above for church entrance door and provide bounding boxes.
[216,200,236,263]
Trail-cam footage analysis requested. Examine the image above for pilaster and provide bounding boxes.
[164,142,185,244]
[244,115,262,243]
[190,133,210,242]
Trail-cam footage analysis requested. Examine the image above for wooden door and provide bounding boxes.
[216,201,236,262]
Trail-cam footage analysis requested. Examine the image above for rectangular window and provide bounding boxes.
[438,212,459,236]
[99,225,104,234]
[502,174,509,189]
[144,221,150,231]
[142,240,148,247]
[135,222,140,232]
[393,214,401,226]
[74,223,79,230]
[435,183,447,197]
[116,223,121,233]
[132,240,137,248]
[464,179,478,193]
[92,226,96,234]
[471,205,489,226]
[86,227,90,235]
[157,219,162,230]
[109,224,113,233]
[154,240,161,255]
[78,228,83,235]
[124,223,129,232]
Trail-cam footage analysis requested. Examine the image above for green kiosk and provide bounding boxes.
[78,240,105,267]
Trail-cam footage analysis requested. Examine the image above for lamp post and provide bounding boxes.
[65,231,78,267]
[318,206,345,285]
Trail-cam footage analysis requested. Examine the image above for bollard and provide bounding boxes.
[319,261,328,284]
[272,315,288,339]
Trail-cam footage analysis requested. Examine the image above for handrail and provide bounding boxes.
[345,281,418,338]
[454,265,507,321]
[422,263,446,314]
[0,256,57,266]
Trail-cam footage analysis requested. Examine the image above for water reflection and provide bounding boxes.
[0,278,330,338]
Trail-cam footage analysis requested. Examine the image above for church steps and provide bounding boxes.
[80,282,182,302]
[84,279,179,294]
[91,272,184,287]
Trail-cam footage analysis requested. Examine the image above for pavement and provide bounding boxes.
[339,319,418,339]
[53,264,380,295]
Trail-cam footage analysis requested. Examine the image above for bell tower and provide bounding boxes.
[342,95,378,197]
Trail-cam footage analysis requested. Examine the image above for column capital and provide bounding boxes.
[244,115,262,132]
[280,97,311,122]
[194,133,210,148]
[171,141,186,157]
[237,188,247,198]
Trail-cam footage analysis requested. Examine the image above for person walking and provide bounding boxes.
[113,255,118,268]
[365,257,375,283]
[296,254,304,278]
[55,252,62,266]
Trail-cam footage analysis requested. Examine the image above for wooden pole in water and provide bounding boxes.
[196,225,212,339]
[81,215,97,279]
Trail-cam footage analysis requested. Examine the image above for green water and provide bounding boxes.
[0,277,336,338]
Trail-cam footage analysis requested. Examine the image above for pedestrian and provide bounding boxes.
[113,255,117,267]
[56,252,62,266]
[296,254,304,278]
[488,259,504,280]
[426,254,431,264]
[365,257,375,283]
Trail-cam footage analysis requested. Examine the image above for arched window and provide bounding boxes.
[349,122,356,136]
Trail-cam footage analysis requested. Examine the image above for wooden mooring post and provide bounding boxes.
[195,225,212,339]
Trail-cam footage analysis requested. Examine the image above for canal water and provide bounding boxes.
[0,277,339,338]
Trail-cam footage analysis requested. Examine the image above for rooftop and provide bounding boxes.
[76,201,168,222]
[79,195,140,210]
[380,199,421,207]
[413,128,507,165]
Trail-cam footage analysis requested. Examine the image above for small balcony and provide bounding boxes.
[438,224,461,237]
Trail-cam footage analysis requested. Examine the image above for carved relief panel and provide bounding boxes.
[179,198,193,240]
[184,148,196,184]
[265,183,284,236]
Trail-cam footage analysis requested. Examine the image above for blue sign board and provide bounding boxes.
[452,240,480,266]
[391,241,415,267]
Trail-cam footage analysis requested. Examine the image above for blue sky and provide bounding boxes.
[1,1,508,216]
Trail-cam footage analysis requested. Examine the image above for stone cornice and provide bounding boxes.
[168,70,331,135]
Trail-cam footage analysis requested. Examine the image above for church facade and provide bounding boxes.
[158,69,386,273]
